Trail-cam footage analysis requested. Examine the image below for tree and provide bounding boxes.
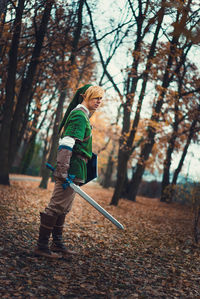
[111,0,167,205]
[100,142,116,188]
[85,0,199,205]
[0,0,98,186]
[0,0,26,185]
[0,0,8,19]
[160,59,200,202]
[8,0,54,168]
[126,0,199,202]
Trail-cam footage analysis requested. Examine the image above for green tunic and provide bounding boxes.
[62,108,92,183]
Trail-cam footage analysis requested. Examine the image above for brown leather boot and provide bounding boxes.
[34,212,61,259]
[50,214,76,256]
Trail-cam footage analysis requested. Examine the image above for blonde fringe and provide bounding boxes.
[83,86,104,101]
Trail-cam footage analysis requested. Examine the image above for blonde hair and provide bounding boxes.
[83,86,104,102]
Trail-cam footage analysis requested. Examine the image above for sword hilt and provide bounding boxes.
[45,163,75,190]
[62,175,75,190]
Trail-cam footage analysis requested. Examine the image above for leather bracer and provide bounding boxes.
[54,148,72,181]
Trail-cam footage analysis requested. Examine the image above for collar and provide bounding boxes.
[76,104,90,117]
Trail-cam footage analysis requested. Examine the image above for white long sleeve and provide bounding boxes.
[59,136,75,148]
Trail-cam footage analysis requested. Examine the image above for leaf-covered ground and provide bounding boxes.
[0,176,200,298]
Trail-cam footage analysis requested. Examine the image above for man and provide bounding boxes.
[35,84,104,258]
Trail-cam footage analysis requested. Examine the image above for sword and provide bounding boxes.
[46,163,124,230]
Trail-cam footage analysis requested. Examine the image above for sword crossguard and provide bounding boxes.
[45,163,75,190]
[62,175,75,190]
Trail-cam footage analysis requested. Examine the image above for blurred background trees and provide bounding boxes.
[0,0,199,206]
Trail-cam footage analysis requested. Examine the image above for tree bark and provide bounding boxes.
[101,144,115,188]
[160,134,177,202]
[20,135,36,174]
[128,129,156,201]
[9,0,54,168]
[39,89,66,188]
[194,205,200,244]
[160,99,179,202]
[16,84,56,173]
[0,0,25,185]
[110,148,130,205]
[172,116,199,186]
[0,0,8,19]
[165,114,200,203]
[0,0,8,57]
[40,113,55,177]
[110,5,145,206]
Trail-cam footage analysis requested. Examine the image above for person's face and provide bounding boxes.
[86,96,103,112]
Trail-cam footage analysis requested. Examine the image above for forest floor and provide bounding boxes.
[0,175,200,298]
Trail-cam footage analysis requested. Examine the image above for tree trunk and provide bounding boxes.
[110,23,143,205]
[172,118,199,186]
[128,131,156,201]
[166,116,199,203]
[20,134,36,174]
[0,0,8,20]
[0,0,25,185]
[160,103,179,202]
[127,7,184,201]
[110,149,129,205]
[120,173,131,199]
[12,137,30,173]
[194,206,200,244]
[160,141,175,202]
[39,90,66,188]
[101,145,115,188]
[0,0,8,57]
[9,0,54,168]
[40,110,55,177]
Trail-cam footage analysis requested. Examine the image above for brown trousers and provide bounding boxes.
[44,178,75,216]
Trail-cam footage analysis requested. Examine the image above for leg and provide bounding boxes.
[50,213,76,256]
[45,178,76,216]
[48,180,76,255]
[35,178,76,258]
[34,212,61,259]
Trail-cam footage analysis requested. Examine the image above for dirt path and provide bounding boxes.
[10,174,42,182]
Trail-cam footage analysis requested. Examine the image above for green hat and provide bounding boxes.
[58,84,92,134]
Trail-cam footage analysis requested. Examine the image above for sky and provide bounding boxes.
[90,0,200,182]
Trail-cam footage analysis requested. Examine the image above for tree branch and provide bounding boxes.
[85,0,122,99]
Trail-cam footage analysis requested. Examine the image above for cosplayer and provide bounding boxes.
[35,84,104,258]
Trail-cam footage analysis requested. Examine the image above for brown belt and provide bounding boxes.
[76,154,88,163]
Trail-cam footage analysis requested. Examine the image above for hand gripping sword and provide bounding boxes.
[46,163,124,230]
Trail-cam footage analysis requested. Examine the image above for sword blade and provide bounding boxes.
[70,182,124,230]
